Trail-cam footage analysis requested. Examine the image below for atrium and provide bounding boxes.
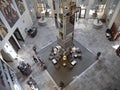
[0,0,120,90]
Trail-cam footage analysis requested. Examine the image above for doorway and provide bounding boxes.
[14,28,24,46]
[9,36,20,53]
[76,7,86,19]
[80,9,86,18]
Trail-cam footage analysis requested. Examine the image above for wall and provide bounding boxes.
[0,0,33,50]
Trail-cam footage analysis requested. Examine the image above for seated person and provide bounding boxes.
[106,29,112,41]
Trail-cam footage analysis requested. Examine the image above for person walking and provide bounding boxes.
[96,52,101,60]
[33,46,37,54]
[33,56,38,63]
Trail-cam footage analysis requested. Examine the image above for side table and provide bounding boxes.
[93,19,103,29]
[38,18,47,26]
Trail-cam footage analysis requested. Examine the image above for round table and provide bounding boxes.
[93,19,103,29]
[38,18,47,26]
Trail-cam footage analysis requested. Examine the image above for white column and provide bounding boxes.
[104,0,110,15]
[12,35,21,49]
[85,0,95,19]
[108,1,120,28]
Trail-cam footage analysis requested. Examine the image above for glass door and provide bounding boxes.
[80,9,86,18]
[14,28,24,47]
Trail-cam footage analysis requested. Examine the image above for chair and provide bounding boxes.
[52,59,57,65]
[71,60,77,66]
[27,27,37,38]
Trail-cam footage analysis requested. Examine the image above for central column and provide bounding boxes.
[52,0,76,51]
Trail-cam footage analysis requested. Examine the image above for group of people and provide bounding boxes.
[32,45,47,70]
[33,56,47,70]
[27,78,65,90]
[17,61,32,76]
[25,47,47,89]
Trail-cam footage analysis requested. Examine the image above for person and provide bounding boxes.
[27,79,32,87]
[38,57,47,70]
[29,77,36,85]
[33,56,38,63]
[106,28,112,41]
[27,77,38,90]
[59,81,64,90]
[33,46,37,54]
[96,52,101,60]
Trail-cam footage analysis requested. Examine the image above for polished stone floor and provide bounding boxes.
[9,18,120,90]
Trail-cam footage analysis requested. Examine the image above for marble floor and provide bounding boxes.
[13,18,120,90]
